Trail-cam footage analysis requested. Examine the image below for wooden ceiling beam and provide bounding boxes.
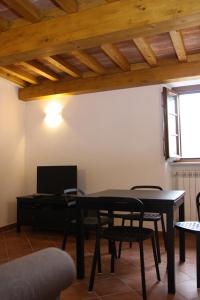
[0,0,200,65]
[19,61,59,81]
[2,0,41,23]
[133,37,157,66]
[0,68,25,86]
[43,56,81,78]
[72,50,106,75]
[0,17,9,32]
[169,30,187,62]
[101,43,130,71]
[52,0,78,13]
[0,66,38,84]
[19,60,200,101]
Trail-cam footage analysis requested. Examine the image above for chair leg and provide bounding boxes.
[97,239,102,273]
[110,240,115,273]
[139,241,147,300]
[88,238,100,291]
[129,219,133,248]
[161,214,167,251]
[196,234,200,288]
[154,221,161,263]
[62,228,68,250]
[118,219,125,258]
[151,235,160,281]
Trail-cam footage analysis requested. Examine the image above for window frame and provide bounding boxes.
[163,87,181,160]
[163,85,200,162]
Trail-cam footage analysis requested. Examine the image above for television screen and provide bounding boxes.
[37,165,77,195]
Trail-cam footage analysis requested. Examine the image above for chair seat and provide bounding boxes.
[175,221,200,233]
[119,212,161,221]
[84,215,111,226]
[100,226,154,242]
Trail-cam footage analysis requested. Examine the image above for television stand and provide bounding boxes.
[16,194,69,232]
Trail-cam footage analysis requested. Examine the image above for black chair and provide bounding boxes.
[61,188,111,251]
[196,192,200,221]
[175,192,200,288]
[85,196,160,300]
[118,185,167,263]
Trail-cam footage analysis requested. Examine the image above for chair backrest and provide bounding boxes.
[77,196,144,229]
[64,188,85,195]
[131,185,163,191]
[196,192,200,221]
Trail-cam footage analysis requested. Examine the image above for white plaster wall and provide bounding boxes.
[25,85,170,195]
[0,78,25,227]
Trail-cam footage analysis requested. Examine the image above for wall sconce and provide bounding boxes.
[44,101,63,128]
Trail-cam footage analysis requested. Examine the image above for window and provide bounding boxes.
[163,86,200,161]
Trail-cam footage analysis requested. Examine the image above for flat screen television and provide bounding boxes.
[37,165,77,195]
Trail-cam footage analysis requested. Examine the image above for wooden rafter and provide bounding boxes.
[133,37,157,66]
[19,61,59,81]
[0,66,38,84]
[2,0,41,22]
[52,0,78,13]
[101,43,130,71]
[43,56,81,78]
[72,50,106,75]
[0,0,200,65]
[169,30,187,62]
[0,17,9,32]
[0,68,25,87]
[19,59,200,101]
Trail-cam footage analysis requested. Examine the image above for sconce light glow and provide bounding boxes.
[44,101,63,128]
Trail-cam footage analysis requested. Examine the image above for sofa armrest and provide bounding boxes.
[0,247,75,300]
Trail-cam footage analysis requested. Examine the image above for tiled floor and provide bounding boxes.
[0,228,199,300]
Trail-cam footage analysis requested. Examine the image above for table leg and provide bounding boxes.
[76,208,85,279]
[179,202,185,262]
[166,208,175,294]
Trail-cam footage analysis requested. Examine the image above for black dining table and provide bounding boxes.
[75,189,185,294]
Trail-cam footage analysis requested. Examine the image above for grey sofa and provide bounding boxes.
[0,247,75,300]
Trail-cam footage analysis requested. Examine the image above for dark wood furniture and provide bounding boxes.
[86,196,160,300]
[175,221,200,288]
[61,188,111,251]
[118,185,167,262]
[75,189,185,295]
[17,195,67,231]
[175,191,200,288]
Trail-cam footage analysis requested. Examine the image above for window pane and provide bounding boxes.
[169,135,178,157]
[179,93,200,158]
[168,95,176,114]
[168,115,177,135]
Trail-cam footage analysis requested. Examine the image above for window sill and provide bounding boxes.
[169,160,200,166]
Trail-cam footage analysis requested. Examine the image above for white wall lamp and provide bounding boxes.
[44,101,63,128]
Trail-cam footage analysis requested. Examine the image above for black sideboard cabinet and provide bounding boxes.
[17,195,69,232]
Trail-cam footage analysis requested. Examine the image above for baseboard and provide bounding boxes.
[0,223,16,232]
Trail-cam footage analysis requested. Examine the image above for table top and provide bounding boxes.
[89,189,185,207]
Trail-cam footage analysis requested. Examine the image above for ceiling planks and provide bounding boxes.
[0,0,200,65]
[0,0,199,98]
[19,60,200,101]
[19,61,59,81]
[2,0,41,22]
[52,0,78,13]
[101,43,130,71]
[169,30,187,62]
[72,50,106,75]
[43,56,81,78]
